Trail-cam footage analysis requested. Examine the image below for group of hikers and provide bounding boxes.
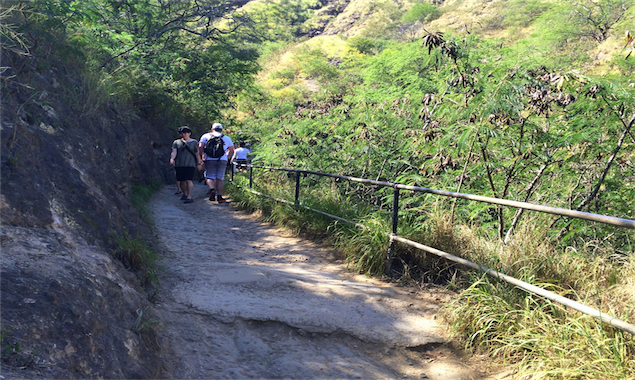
[169,123,250,204]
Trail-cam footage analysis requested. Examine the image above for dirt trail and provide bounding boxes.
[151,183,505,379]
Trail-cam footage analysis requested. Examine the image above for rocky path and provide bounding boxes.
[150,183,503,379]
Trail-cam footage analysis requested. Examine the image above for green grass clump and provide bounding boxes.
[130,180,163,226]
[335,213,389,274]
[111,232,160,289]
[436,217,635,379]
[444,278,635,379]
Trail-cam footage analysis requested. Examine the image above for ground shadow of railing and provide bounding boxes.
[230,163,635,335]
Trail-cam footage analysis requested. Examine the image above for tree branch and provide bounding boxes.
[556,112,634,239]
[504,160,550,243]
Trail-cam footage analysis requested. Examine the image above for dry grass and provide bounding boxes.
[427,214,635,379]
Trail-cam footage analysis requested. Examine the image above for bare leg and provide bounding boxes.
[185,180,194,200]
[206,178,215,191]
[180,181,188,195]
[215,179,224,197]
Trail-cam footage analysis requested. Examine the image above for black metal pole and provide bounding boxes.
[249,167,253,188]
[295,171,301,206]
[384,187,400,275]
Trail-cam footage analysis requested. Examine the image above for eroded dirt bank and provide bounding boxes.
[152,183,508,380]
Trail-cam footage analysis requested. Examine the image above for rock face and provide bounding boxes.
[0,70,170,237]
[1,226,163,379]
[1,51,173,377]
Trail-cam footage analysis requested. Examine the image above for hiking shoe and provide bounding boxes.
[209,190,216,201]
[180,195,188,200]
[217,195,226,203]
[184,199,193,204]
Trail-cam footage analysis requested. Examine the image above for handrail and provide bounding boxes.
[237,164,635,229]
[230,163,635,335]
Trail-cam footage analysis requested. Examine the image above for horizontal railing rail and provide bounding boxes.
[230,163,635,335]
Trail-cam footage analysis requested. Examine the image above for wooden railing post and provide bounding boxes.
[384,187,400,275]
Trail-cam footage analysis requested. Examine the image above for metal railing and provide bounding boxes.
[230,163,635,335]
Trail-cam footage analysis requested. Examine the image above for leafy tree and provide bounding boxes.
[2,0,260,127]
[567,0,631,42]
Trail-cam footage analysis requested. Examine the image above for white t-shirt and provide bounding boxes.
[234,147,249,160]
[200,132,233,161]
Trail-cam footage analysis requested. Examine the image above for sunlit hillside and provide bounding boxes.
[238,0,634,101]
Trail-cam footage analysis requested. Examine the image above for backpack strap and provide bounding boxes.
[181,140,199,164]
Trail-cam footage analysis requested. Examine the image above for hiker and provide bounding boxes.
[169,126,203,204]
[231,141,250,172]
[199,123,234,203]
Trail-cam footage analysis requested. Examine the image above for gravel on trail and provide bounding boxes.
[151,183,505,379]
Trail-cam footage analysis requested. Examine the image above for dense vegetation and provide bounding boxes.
[2,0,634,378]
[229,0,635,378]
[1,0,261,135]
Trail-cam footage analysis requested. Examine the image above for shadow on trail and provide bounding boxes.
[150,183,488,380]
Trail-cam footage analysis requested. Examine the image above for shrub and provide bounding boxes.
[400,3,441,24]
[347,36,382,55]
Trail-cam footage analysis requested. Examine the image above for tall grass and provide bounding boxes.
[435,216,635,379]
[0,3,29,61]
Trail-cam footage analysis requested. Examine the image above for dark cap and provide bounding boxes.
[178,126,192,134]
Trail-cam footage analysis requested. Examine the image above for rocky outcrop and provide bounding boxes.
[1,52,174,377]
[1,226,163,379]
[303,0,353,37]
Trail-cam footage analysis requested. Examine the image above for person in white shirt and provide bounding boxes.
[231,141,250,172]
[198,123,234,203]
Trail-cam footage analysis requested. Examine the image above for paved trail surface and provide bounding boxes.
[151,183,503,379]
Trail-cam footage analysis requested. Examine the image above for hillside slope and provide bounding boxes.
[250,0,633,95]
[228,0,635,378]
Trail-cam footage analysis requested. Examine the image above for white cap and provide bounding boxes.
[212,123,223,131]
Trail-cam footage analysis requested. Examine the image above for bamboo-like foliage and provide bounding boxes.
[235,20,635,378]
[244,31,634,253]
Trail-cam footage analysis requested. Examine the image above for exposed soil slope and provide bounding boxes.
[1,49,176,378]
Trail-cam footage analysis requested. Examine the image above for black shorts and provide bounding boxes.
[175,167,196,181]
